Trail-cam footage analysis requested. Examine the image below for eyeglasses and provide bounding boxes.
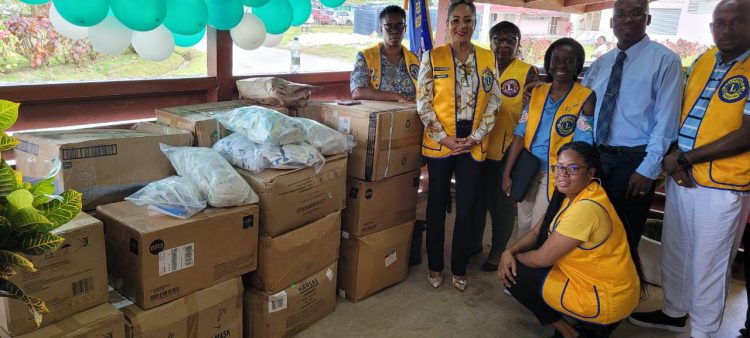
[492,36,519,45]
[382,23,405,32]
[551,164,588,176]
[612,9,648,20]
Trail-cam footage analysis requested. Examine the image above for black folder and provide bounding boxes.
[510,148,540,203]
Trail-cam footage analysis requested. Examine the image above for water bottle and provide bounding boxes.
[290,37,301,73]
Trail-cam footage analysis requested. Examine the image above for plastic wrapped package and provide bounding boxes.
[126,176,207,219]
[213,133,325,173]
[275,142,325,172]
[160,144,259,207]
[297,118,355,155]
[217,106,304,145]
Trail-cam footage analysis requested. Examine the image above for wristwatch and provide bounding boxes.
[677,151,690,167]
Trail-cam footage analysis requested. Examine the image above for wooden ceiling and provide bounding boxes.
[485,0,615,13]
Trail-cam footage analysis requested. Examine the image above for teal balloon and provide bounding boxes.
[164,0,208,36]
[111,0,166,32]
[173,28,205,47]
[242,0,270,6]
[20,0,50,5]
[53,0,109,27]
[290,0,311,26]
[254,0,292,35]
[206,0,244,30]
[320,0,344,8]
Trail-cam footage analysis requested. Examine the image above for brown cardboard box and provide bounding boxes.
[14,126,193,210]
[245,261,337,338]
[343,170,420,237]
[0,213,108,336]
[98,202,259,309]
[248,211,341,293]
[238,154,346,237]
[0,303,125,338]
[338,220,414,302]
[155,100,289,147]
[313,100,423,181]
[110,278,243,338]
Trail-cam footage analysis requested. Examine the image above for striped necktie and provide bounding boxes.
[595,51,627,144]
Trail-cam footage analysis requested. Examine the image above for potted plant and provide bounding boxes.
[0,99,82,327]
[639,218,663,286]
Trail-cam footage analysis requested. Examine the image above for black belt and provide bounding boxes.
[597,144,647,154]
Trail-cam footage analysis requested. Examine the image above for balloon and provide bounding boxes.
[289,0,311,27]
[88,16,132,55]
[49,4,88,40]
[173,28,205,47]
[205,0,244,30]
[132,25,175,61]
[262,33,283,47]
[20,0,50,4]
[320,0,344,8]
[111,0,166,32]
[230,13,266,51]
[53,0,109,27]
[253,0,293,35]
[242,0,269,6]
[164,0,208,36]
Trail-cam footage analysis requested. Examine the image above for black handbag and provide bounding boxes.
[510,148,541,203]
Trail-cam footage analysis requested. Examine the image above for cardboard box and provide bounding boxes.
[338,220,414,302]
[248,211,341,293]
[343,170,420,237]
[155,100,289,147]
[14,125,193,210]
[0,303,125,338]
[314,100,423,181]
[238,154,346,237]
[110,278,243,338]
[246,261,337,338]
[98,202,259,309]
[0,213,108,336]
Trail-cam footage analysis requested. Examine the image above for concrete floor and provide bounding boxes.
[299,200,748,338]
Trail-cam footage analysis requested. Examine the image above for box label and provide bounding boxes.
[385,250,397,268]
[337,117,351,134]
[158,243,195,276]
[268,290,288,313]
[61,144,118,161]
[71,277,94,297]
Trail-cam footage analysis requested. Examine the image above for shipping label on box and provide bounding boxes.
[0,303,125,338]
[99,202,259,309]
[0,213,109,336]
[343,170,420,237]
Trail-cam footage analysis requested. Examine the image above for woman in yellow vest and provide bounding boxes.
[502,38,595,237]
[472,21,539,272]
[350,6,419,102]
[498,142,641,338]
[417,0,500,291]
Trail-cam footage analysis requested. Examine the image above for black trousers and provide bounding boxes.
[471,158,516,259]
[599,147,656,249]
[425,122,480,276]
[744,224,750,332]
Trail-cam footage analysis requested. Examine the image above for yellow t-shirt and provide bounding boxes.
[553,200,611,249]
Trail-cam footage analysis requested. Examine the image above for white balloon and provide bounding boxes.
[132,25,175,61]
[230,13,266,51]
[262,33,283,47]
[89,16,132,55]
[49,4,88,40]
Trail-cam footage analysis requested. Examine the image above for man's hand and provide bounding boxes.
[662,149,682,174]
[626,172,654,199]
[671,169,695,188]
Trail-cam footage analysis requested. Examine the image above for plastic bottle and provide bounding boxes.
[290,37,301,73]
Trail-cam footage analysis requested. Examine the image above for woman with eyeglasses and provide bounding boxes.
[417,0,500,291]
[502,38,595,239]
[350,5,418,102]
[498,142,641,338]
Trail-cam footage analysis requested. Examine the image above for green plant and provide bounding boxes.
[0,100,82,327]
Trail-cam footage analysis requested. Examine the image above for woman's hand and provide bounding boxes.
[522,81,543,106]
[452,137,476,155]
[439,136,470,153]
[502,174,512,196]
[497,250,517,288]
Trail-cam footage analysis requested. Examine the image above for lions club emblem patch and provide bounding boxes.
[481,68,495,93]
[719,76,748,103]
[555,114,577,137]
[500,79,521,97]
[409,64,419,81]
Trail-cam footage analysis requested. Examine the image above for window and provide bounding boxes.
[549,17,561,35]
[688,0,718,14]
[647,8,681,36]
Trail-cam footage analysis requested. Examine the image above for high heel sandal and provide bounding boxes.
[427,272,443,288]
[452,276,467,292]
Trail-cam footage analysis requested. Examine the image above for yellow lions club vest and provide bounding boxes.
[421,44,496,161]
[487,58,536,161]
[361,43,420,90]
[541,181,640,325]
[681,47,750,192]
[524,82,593,200]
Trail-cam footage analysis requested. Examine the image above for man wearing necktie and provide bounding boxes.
[581,0,683,250]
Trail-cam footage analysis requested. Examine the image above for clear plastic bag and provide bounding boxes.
[218,106,304,145]
[213,133,325,173]
[297,118,354,155]
[160,144,259,207]
[126,176,207,219]
[275,142,325,172]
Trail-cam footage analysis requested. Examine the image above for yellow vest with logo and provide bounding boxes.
[524,83,593,200]
[421,44,496,161]
[681,47,750,192]
[541,181,640,325]
[361,43,420,90]
[487,58,536,161]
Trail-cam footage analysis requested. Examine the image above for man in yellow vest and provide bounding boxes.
[628,0,750,337]
[350,6,419,102]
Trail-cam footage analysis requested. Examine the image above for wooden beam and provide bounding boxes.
[565,0,611,7]
[207,28,234,102]
[584,1,615,12]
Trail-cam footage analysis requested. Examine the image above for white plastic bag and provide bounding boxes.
[275,142,325,172]
[297,118,354,155]
[218,106,304,145]
[213,133,325,172]
[160,144,259,207]
[126,176,207,219]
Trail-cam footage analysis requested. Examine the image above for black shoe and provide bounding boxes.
[480,261,498,271]
[741,328,750,338]
[628,310,687,332]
